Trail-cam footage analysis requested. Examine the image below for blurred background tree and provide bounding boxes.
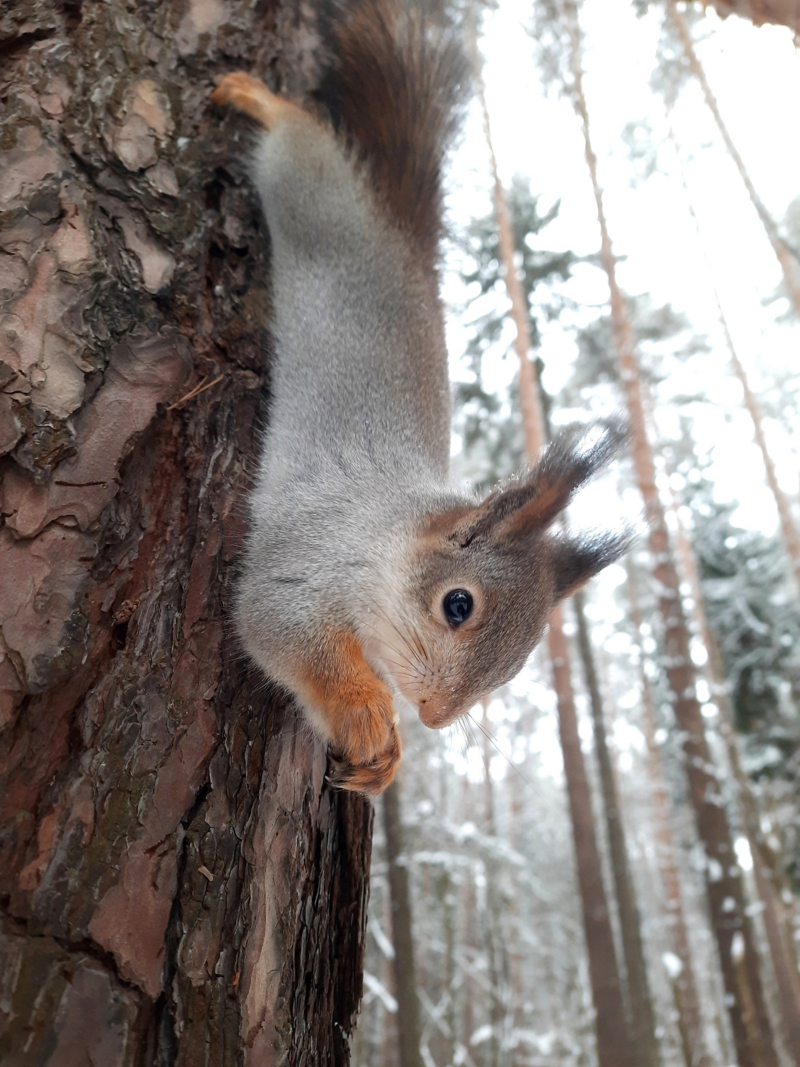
[355,2,800,1065]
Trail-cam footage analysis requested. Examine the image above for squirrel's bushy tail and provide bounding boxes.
[320,0,469,268]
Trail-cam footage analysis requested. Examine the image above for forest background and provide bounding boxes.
[0,0,797,1064]
[355,3,800,1067]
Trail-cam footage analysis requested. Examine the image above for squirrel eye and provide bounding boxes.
[442,589,474,627]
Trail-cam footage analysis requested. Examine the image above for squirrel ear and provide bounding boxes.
[457,419,628,547]
[550,530,632,601]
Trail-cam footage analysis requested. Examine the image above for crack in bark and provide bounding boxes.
[0,911,146,997]
[156,781,214,1066]
[0,27,57,63]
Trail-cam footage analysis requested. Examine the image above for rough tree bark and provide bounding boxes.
[0,2,372,1063]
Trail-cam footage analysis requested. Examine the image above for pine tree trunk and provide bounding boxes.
[462,871,476,1064]
[0,3,372,1063]
[382,889,400,1067]
[437,865,458,1067]
[709,1,800,36]
[724,347,800,588]
[480,725,501,1067]
[480,715,514,1067]
[626,562,715,1067]
[478,58,633,1067]
[548,613,635,1067]
[506,770,525,1067]
[563,3,779,1061]
[673,509,800,1065]
[562,3,782,1063]
[383,781,425,1067]
[475,56,541,462]
[666,0,800,317]
[573,590,661,1067]
[666,118,800,590]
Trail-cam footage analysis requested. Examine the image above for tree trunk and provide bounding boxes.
[708,0,800,34]
[474,44,541,462]
[506,766,525,1067]
[462,870,476,1064]
[672,507,800,1065]
[573,590,661,1067]
[626,562,715,1067]
[480,713,513,1067]
[666,118,800,590]
[382,889,400,1067]
[562,2,779,1063]
[436,865,458,1067]
[666,0,800,317]
[548,612,636,1067]
[383,781,425,1067]
[0,3,372,1063]
[478,53,633,1067]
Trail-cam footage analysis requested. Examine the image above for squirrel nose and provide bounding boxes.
[418,699,452,729]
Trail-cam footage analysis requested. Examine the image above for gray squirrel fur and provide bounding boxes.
[213,2,629,796]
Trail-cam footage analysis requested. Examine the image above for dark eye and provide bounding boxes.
[443,589,474,627]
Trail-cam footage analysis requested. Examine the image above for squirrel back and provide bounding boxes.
[213,1,629,796]
[237,1,466,481]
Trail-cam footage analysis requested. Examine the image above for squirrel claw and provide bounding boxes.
[328,740,400,798]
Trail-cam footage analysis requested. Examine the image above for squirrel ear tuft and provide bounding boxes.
[458,419,628,547]
[550,529,632,601]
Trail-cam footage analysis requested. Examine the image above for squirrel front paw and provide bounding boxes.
[328,717,401,797]
[325,675,401,796]
[212,72,307,131]
[291,629,402,797]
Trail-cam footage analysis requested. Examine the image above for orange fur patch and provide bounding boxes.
[292,628,401,797]
[211,72,308,131]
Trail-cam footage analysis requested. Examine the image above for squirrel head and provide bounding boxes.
[375,420,631,729]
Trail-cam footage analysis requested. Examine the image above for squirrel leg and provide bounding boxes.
[211,72,308,130]
[292,629,401,797]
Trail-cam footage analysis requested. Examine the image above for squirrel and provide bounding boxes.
[212,0,629,797]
